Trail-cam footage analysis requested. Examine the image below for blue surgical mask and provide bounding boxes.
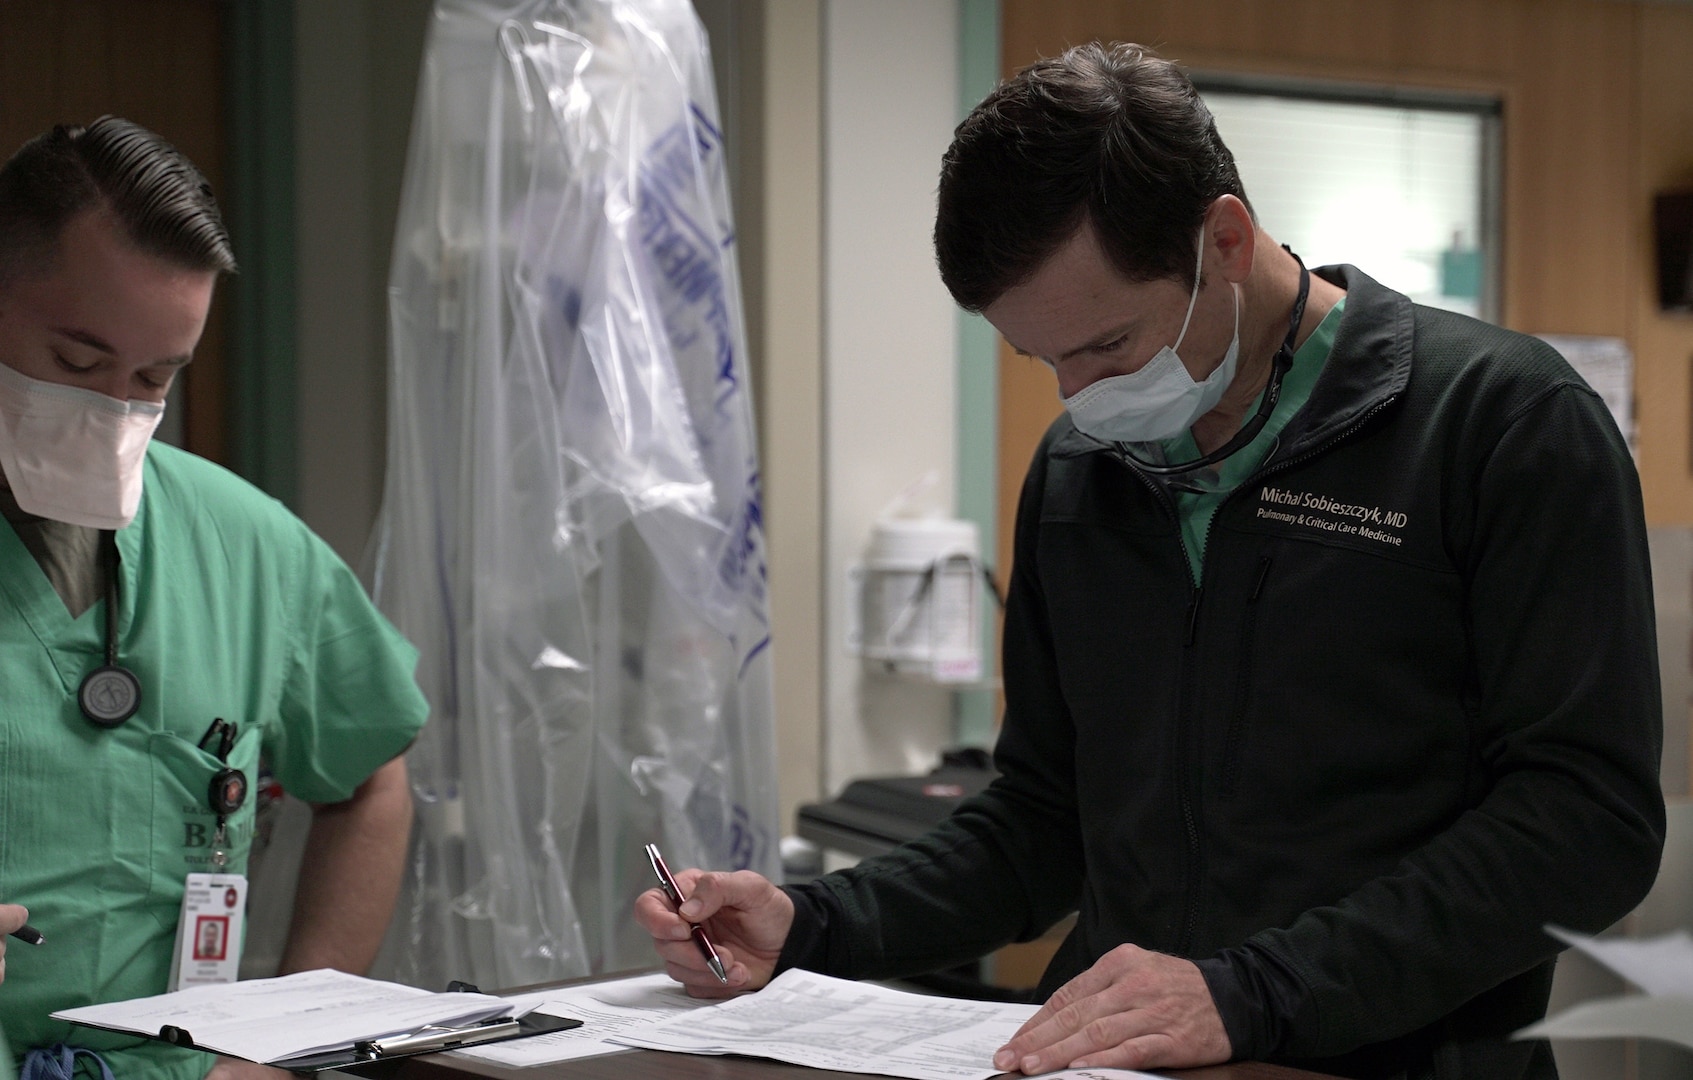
[1062,231,1241,444]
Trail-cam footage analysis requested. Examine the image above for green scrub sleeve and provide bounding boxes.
[267,532,430,804]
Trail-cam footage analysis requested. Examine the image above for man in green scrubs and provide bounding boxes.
[0,120,430,1079]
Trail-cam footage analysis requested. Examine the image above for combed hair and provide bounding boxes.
[0,116,236,284]
[935,42,1247,312]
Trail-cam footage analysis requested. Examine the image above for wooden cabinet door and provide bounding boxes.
[0,0,228,464]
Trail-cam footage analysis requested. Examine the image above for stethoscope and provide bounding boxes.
[1112,248,1313,478]
[77,532,247,849]
[77,531,142,727]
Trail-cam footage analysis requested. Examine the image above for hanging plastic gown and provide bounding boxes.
[366,0,779,992]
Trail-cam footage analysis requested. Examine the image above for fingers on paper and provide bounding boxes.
[661,954,747,998]
[993,945,1230,1074]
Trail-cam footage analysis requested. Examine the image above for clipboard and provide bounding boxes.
[154,1007,583,1073]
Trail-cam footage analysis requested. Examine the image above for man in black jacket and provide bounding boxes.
[635,42,1665,1079]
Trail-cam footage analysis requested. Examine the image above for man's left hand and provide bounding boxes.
[992,944,1232,1074]
[204,1056,297,1080]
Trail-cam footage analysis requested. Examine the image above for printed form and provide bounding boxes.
[609,968,1041,1080]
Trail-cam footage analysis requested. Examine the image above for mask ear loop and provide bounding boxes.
[1169,226,1208,355]
[1117,248,1311,477]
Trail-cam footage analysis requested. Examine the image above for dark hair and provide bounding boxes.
[935,42,1247,312]
[0,116,237,284]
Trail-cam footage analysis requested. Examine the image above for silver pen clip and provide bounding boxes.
[356,1017,522,1059]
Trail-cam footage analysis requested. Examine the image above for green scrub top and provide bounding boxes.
[1163,297,1345,581]
[0,443,429,1079]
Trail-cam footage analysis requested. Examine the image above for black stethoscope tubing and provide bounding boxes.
[77,531,142,728]
[72,535,247,821]
[1114,249,1313,477]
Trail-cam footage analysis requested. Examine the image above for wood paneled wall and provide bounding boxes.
[995,0,1693,588]
[0,0,228,463]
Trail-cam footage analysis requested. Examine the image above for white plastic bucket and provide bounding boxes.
[849,517,982,683]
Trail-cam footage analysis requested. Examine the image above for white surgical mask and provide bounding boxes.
[0,361,164,529]
[1062,230,1241,444]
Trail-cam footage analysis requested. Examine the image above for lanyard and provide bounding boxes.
[199,718,249,869]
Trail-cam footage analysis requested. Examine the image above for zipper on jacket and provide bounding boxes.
[1249,554,1273,601]
[1102,392,1399,958]
[1174,604,1205,958]
[1248,395,1401,488]
[1221,554,1273,799]
[1109,456,1206,955]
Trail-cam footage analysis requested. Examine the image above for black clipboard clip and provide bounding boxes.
[159,1024,196,1048]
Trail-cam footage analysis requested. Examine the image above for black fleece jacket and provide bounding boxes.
[778,266,1665,1080]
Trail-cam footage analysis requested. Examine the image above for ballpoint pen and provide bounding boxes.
[644,843,729,983]
[354,1018,523,1060]
[8,924,44,946]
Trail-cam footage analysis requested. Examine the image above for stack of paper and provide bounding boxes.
[453,972,711,1066]
[52,968,521,1068]
[1515,925,1693,1050]
[610,968,1040,1080]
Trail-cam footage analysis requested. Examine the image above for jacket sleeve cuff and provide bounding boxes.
[775,882,838,976]
[1195,944,1315,1061]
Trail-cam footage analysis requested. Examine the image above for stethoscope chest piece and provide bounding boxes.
[79,531,142,729]
[79,663,141,728]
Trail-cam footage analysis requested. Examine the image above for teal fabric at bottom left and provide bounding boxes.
[21,1044,115,1080]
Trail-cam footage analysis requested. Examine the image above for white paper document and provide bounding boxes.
[609,969,1040,1080]
[1545,925,1693,997]
[51,968,518,1066]
[1514,925,1693,1051]
[1535,335,1635,452]
[1516,995,1693,1050]
[450,972,709,1066]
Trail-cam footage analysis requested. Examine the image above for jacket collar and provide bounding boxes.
[1050,263,1414,463]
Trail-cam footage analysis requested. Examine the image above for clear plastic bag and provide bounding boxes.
[366,0,779,990]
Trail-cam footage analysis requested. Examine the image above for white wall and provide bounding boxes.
[295,0,433,563]
[821,0,962,794]
[296,0,379,561]
[750,0,828,832]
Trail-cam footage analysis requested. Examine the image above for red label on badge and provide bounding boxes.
[225,887,239,908]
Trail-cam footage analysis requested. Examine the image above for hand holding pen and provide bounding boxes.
[633,846,796,998]
[645,845,728,982]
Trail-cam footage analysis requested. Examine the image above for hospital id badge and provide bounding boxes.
[168,873,247,990]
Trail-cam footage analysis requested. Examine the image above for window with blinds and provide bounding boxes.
[1198,80,1501,322]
